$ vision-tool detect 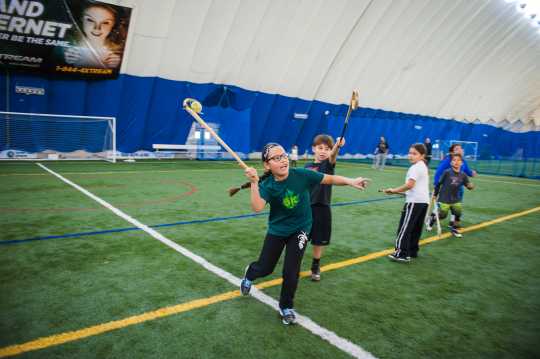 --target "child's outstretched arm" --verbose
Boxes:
[329,137,346,164]
[382,179,415,194]
[321,174,370,190]
[245,167,266,212]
